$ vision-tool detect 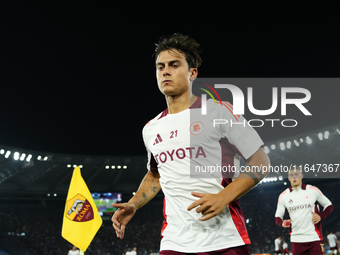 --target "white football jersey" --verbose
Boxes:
[327,233,337,248]
[275,184,332,243]
[274,238,281,251]
[68,250,80,255]
[142,99,264,252]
